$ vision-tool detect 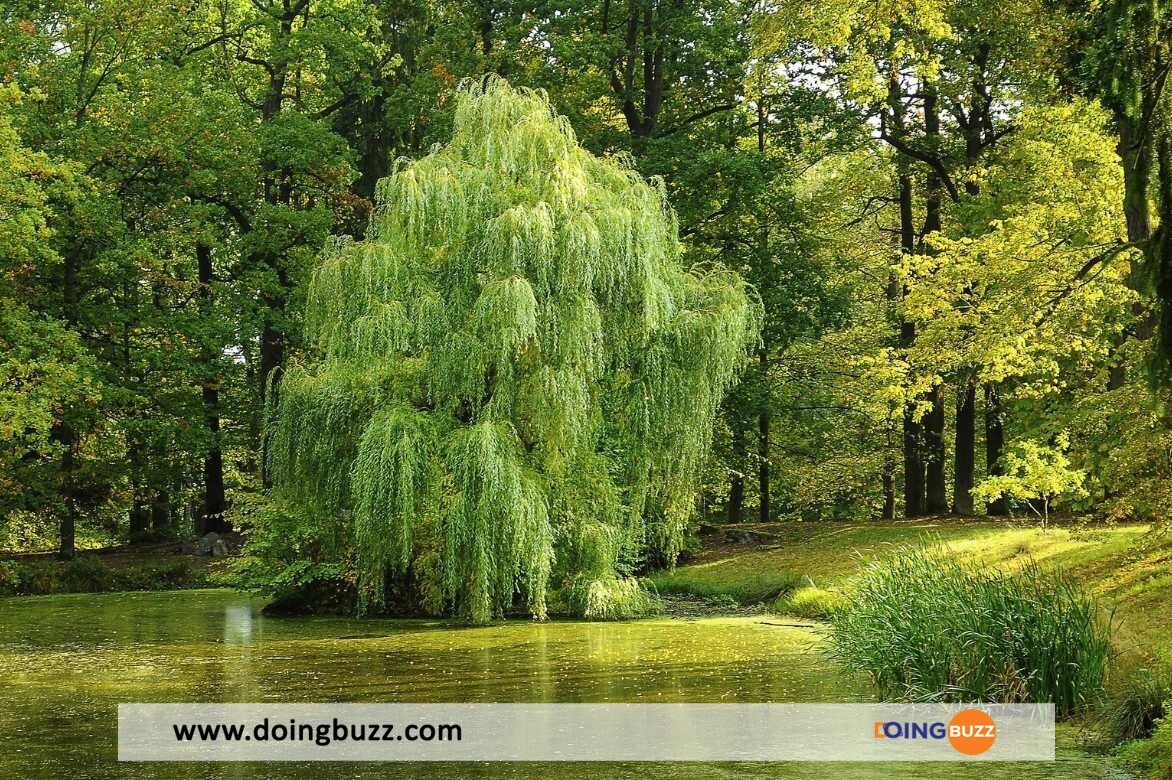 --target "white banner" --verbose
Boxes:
[118,702,1054,762]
